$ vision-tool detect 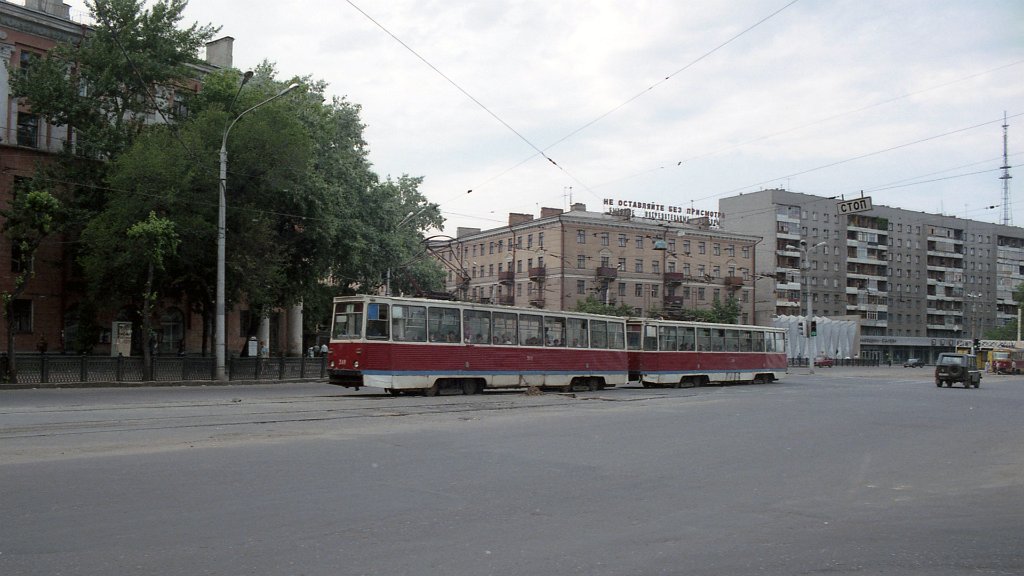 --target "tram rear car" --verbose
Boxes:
[627,319,787,387]
[327,295,628,395]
